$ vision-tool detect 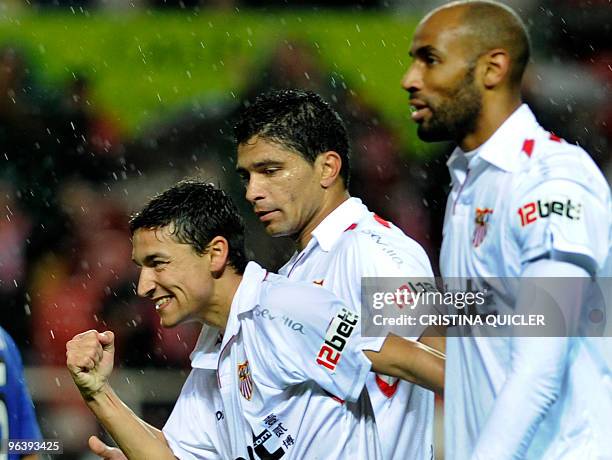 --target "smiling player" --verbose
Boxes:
[66,180,444,460]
